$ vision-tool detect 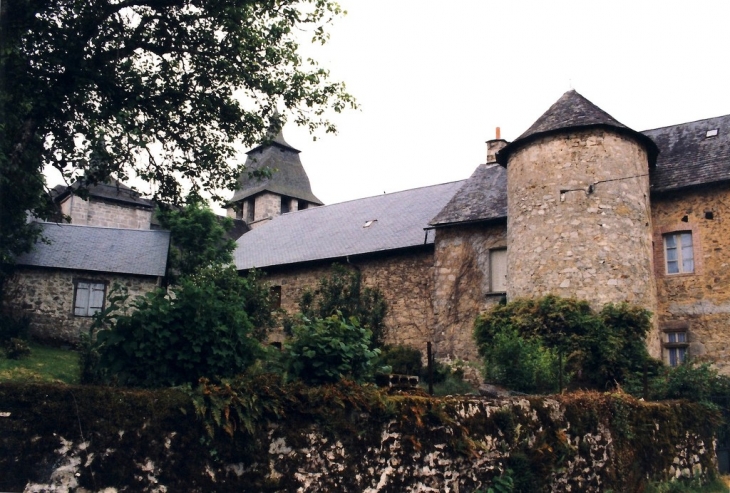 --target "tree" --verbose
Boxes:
[0,0,355,270]
[156,199,236,282]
